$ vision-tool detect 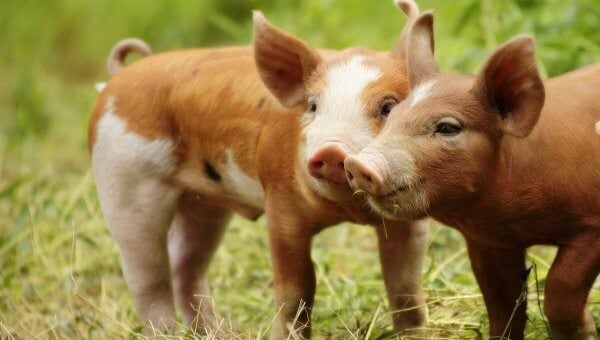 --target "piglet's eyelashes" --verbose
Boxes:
[434,117,462,136]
